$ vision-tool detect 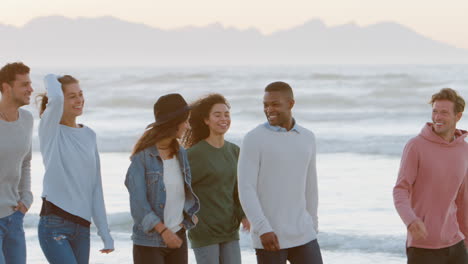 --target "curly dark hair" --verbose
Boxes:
[181,93,230,148]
